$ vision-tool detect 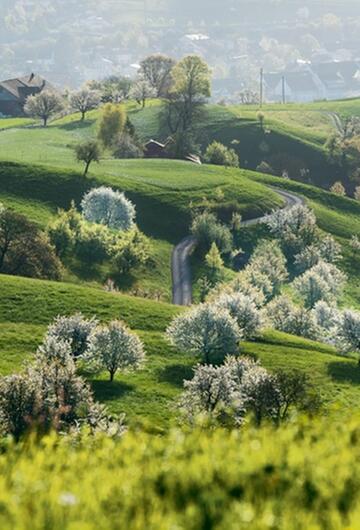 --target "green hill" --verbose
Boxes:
[0,158,283,299]
[1,100,360,429]
[0,273,359,429]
